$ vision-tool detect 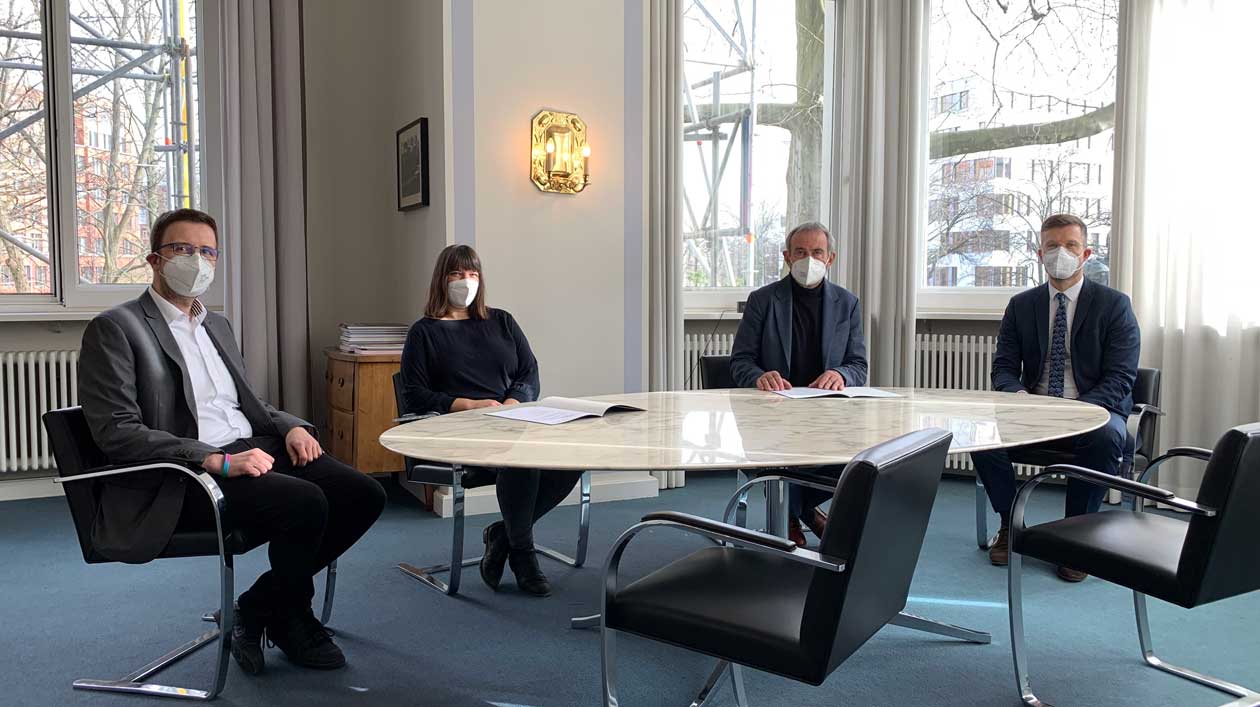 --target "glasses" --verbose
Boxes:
[157,242,219,261]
